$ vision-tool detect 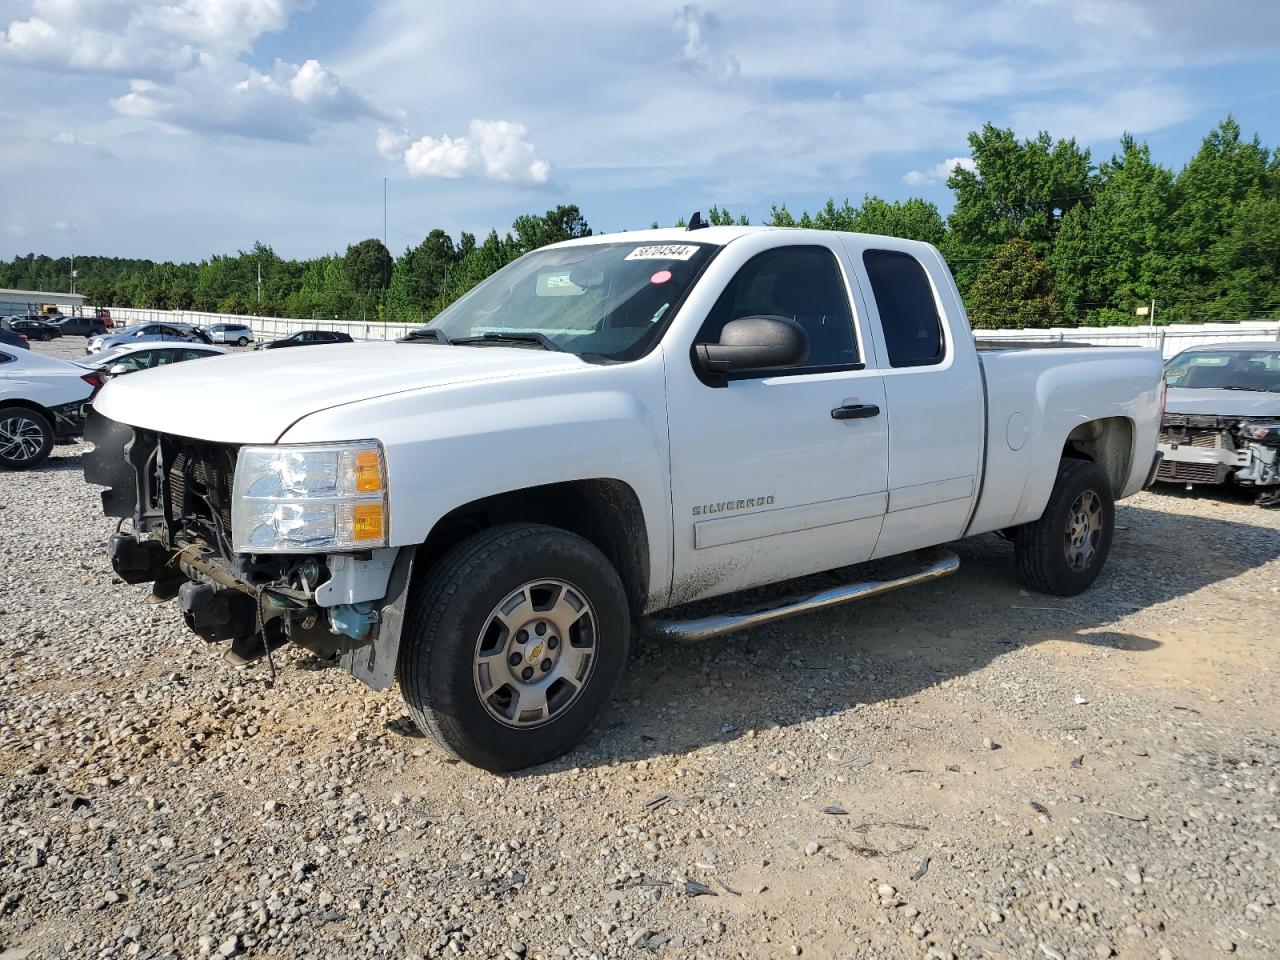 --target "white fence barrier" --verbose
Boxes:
[975,322,1280,358]
[99,305,1280,359]
[103,306,418,343]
